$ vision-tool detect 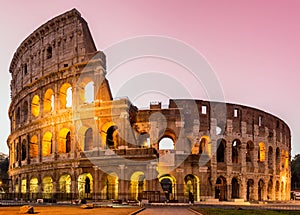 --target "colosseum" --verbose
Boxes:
[7,9,291,203]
